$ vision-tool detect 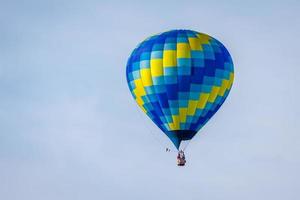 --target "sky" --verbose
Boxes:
[0,0,300,199]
